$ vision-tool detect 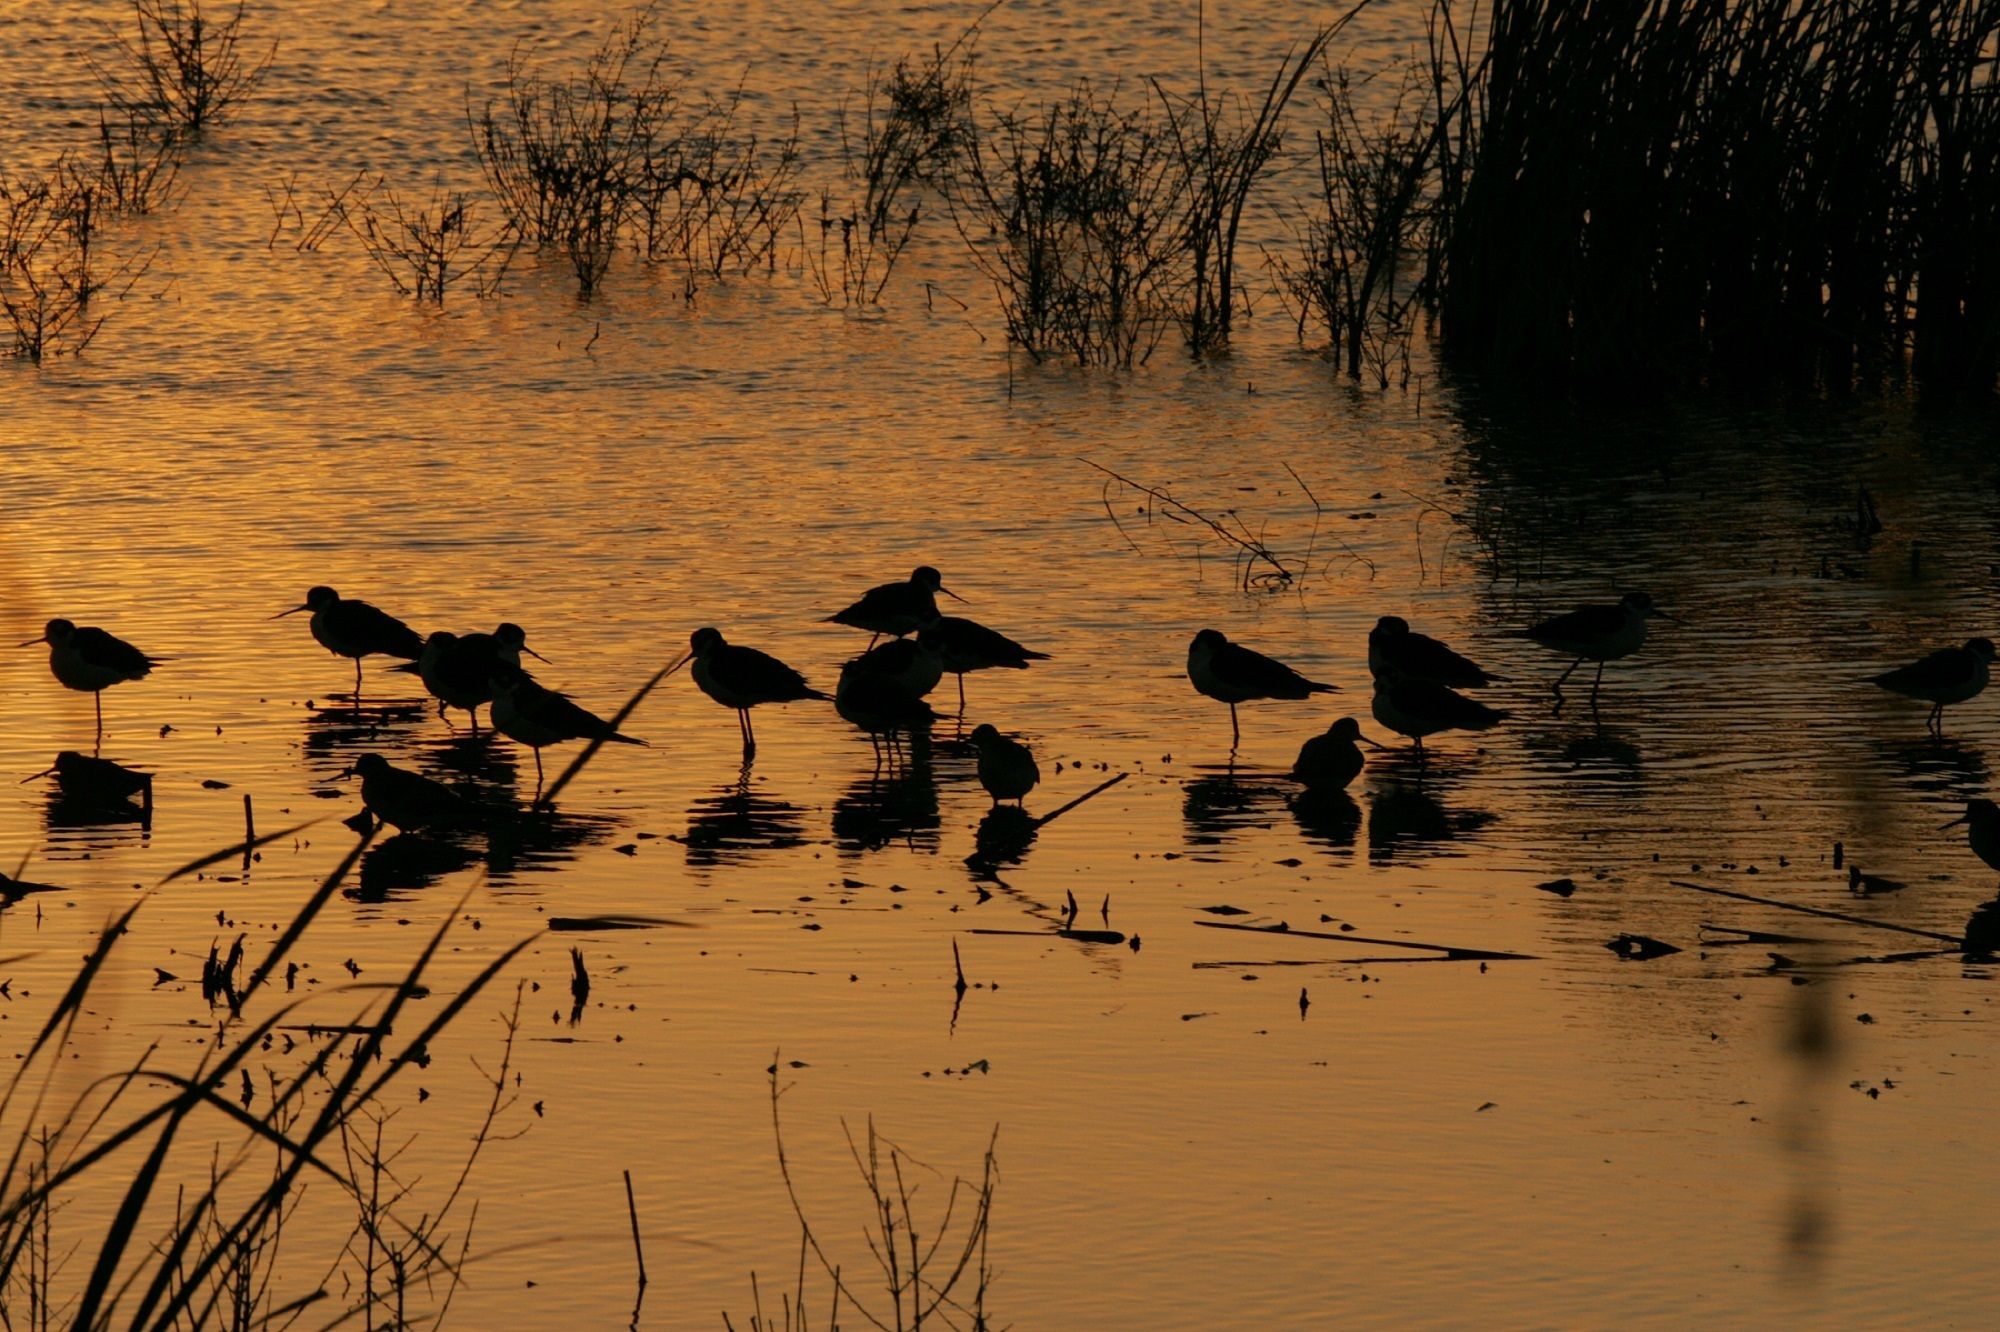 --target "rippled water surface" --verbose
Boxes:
[2,2,1999,1327]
